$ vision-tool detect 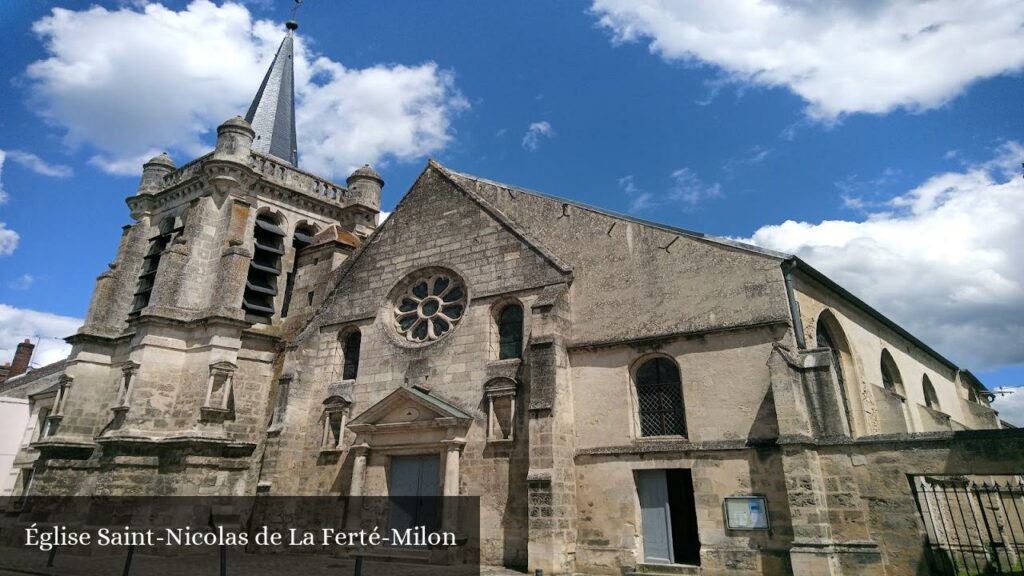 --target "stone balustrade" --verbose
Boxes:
[155,151,377,210]
[248,152,376,209]
[161,153,211,187]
